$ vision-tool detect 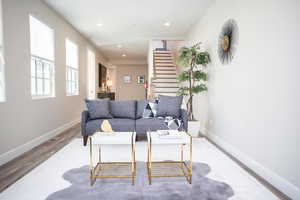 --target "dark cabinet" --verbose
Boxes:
[97,92,115,100]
